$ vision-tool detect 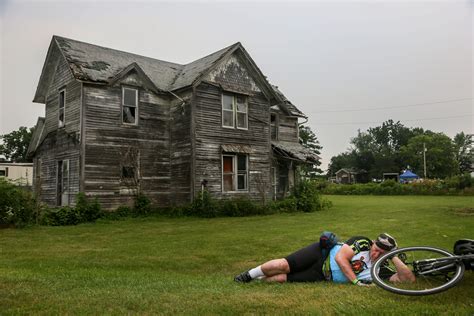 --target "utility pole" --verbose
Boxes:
[423,142,427,178]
